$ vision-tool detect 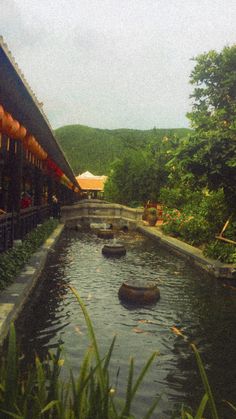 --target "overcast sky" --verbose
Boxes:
[1,0,236,130]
